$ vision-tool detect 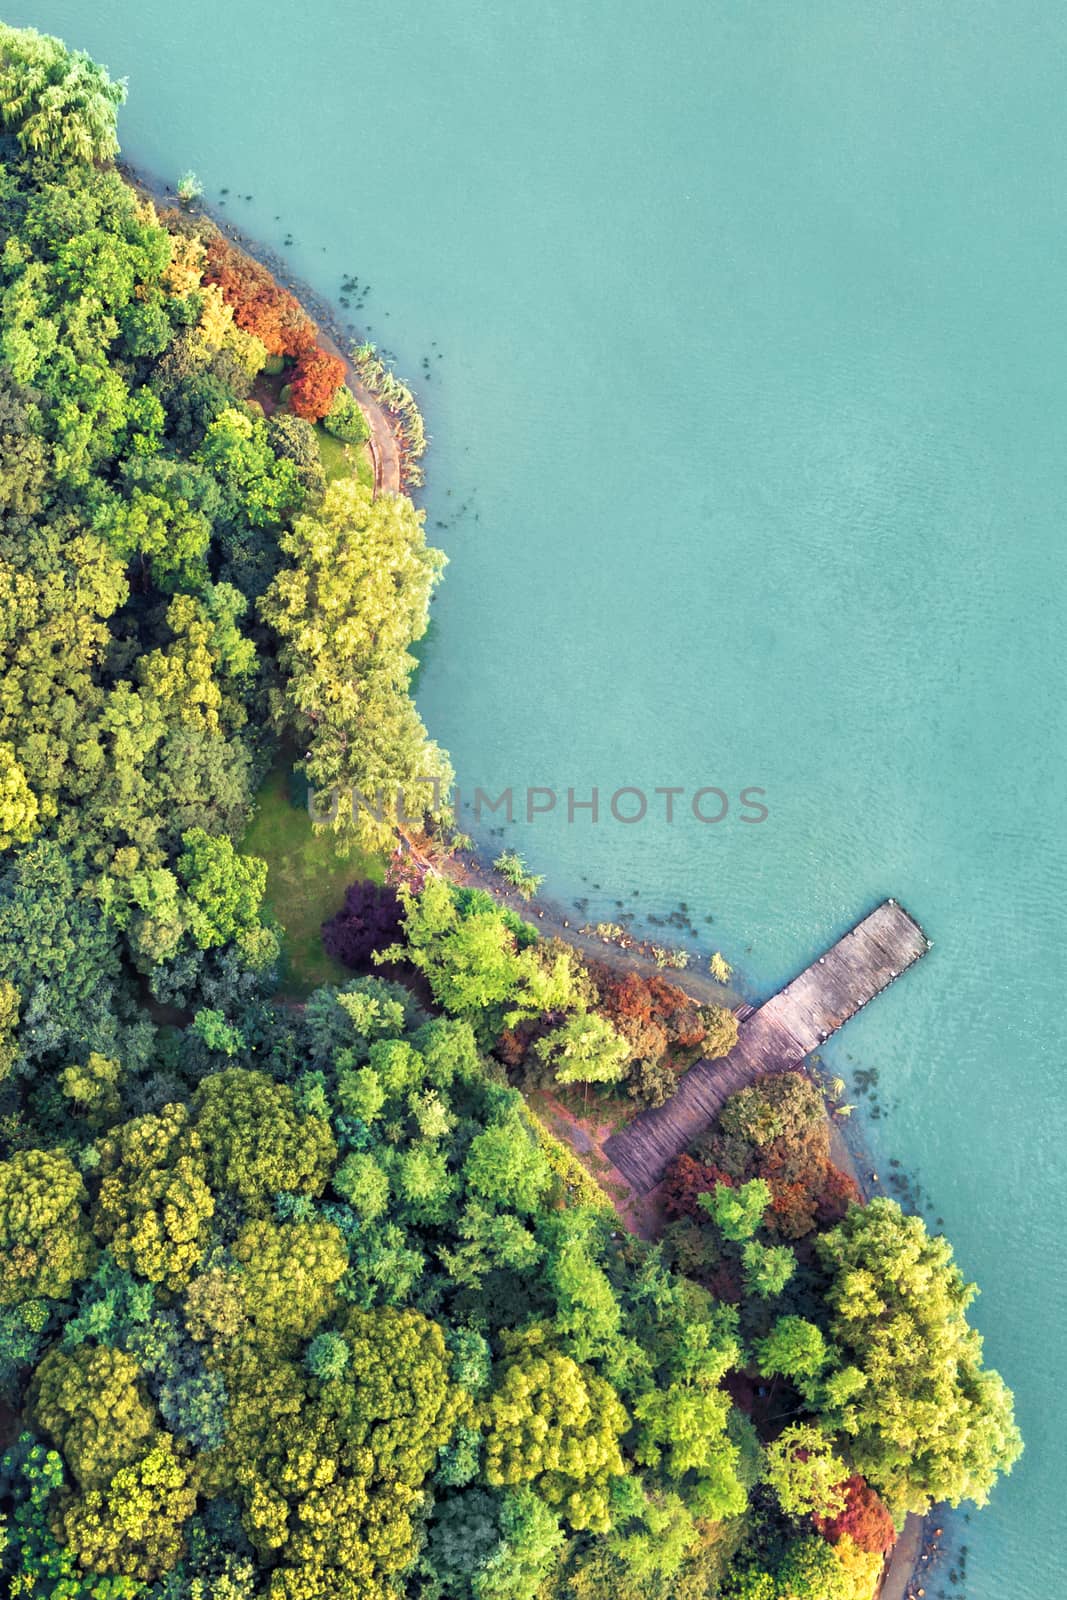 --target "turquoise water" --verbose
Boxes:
[9,2,1065,1591]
